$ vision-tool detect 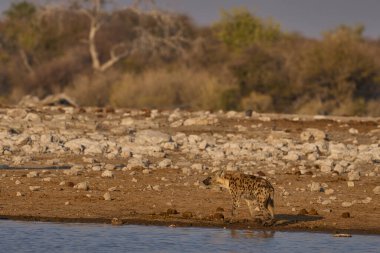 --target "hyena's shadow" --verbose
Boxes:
[273,214,323,226]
